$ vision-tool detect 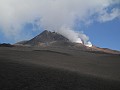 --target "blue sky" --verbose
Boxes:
[84,19,120,50]
[0,0,120,50]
